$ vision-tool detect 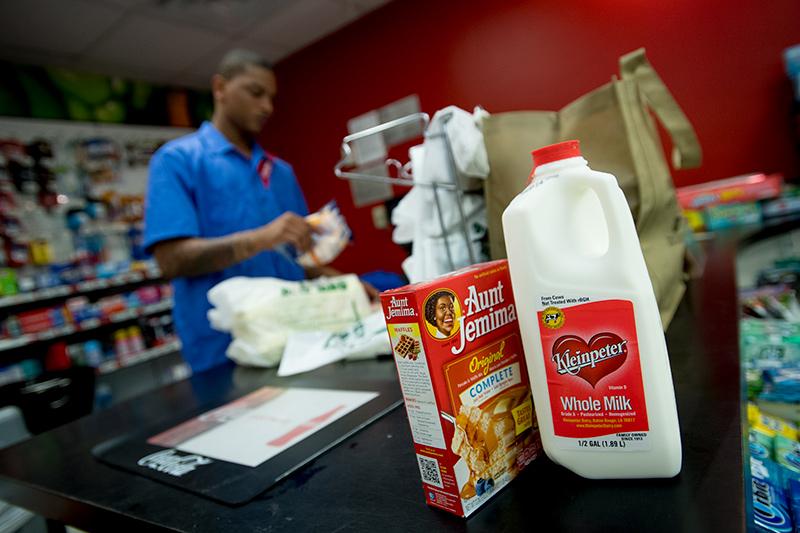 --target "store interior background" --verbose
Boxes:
[267,0,800,273]
[3,0,799,275]
[0,2,798,530]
